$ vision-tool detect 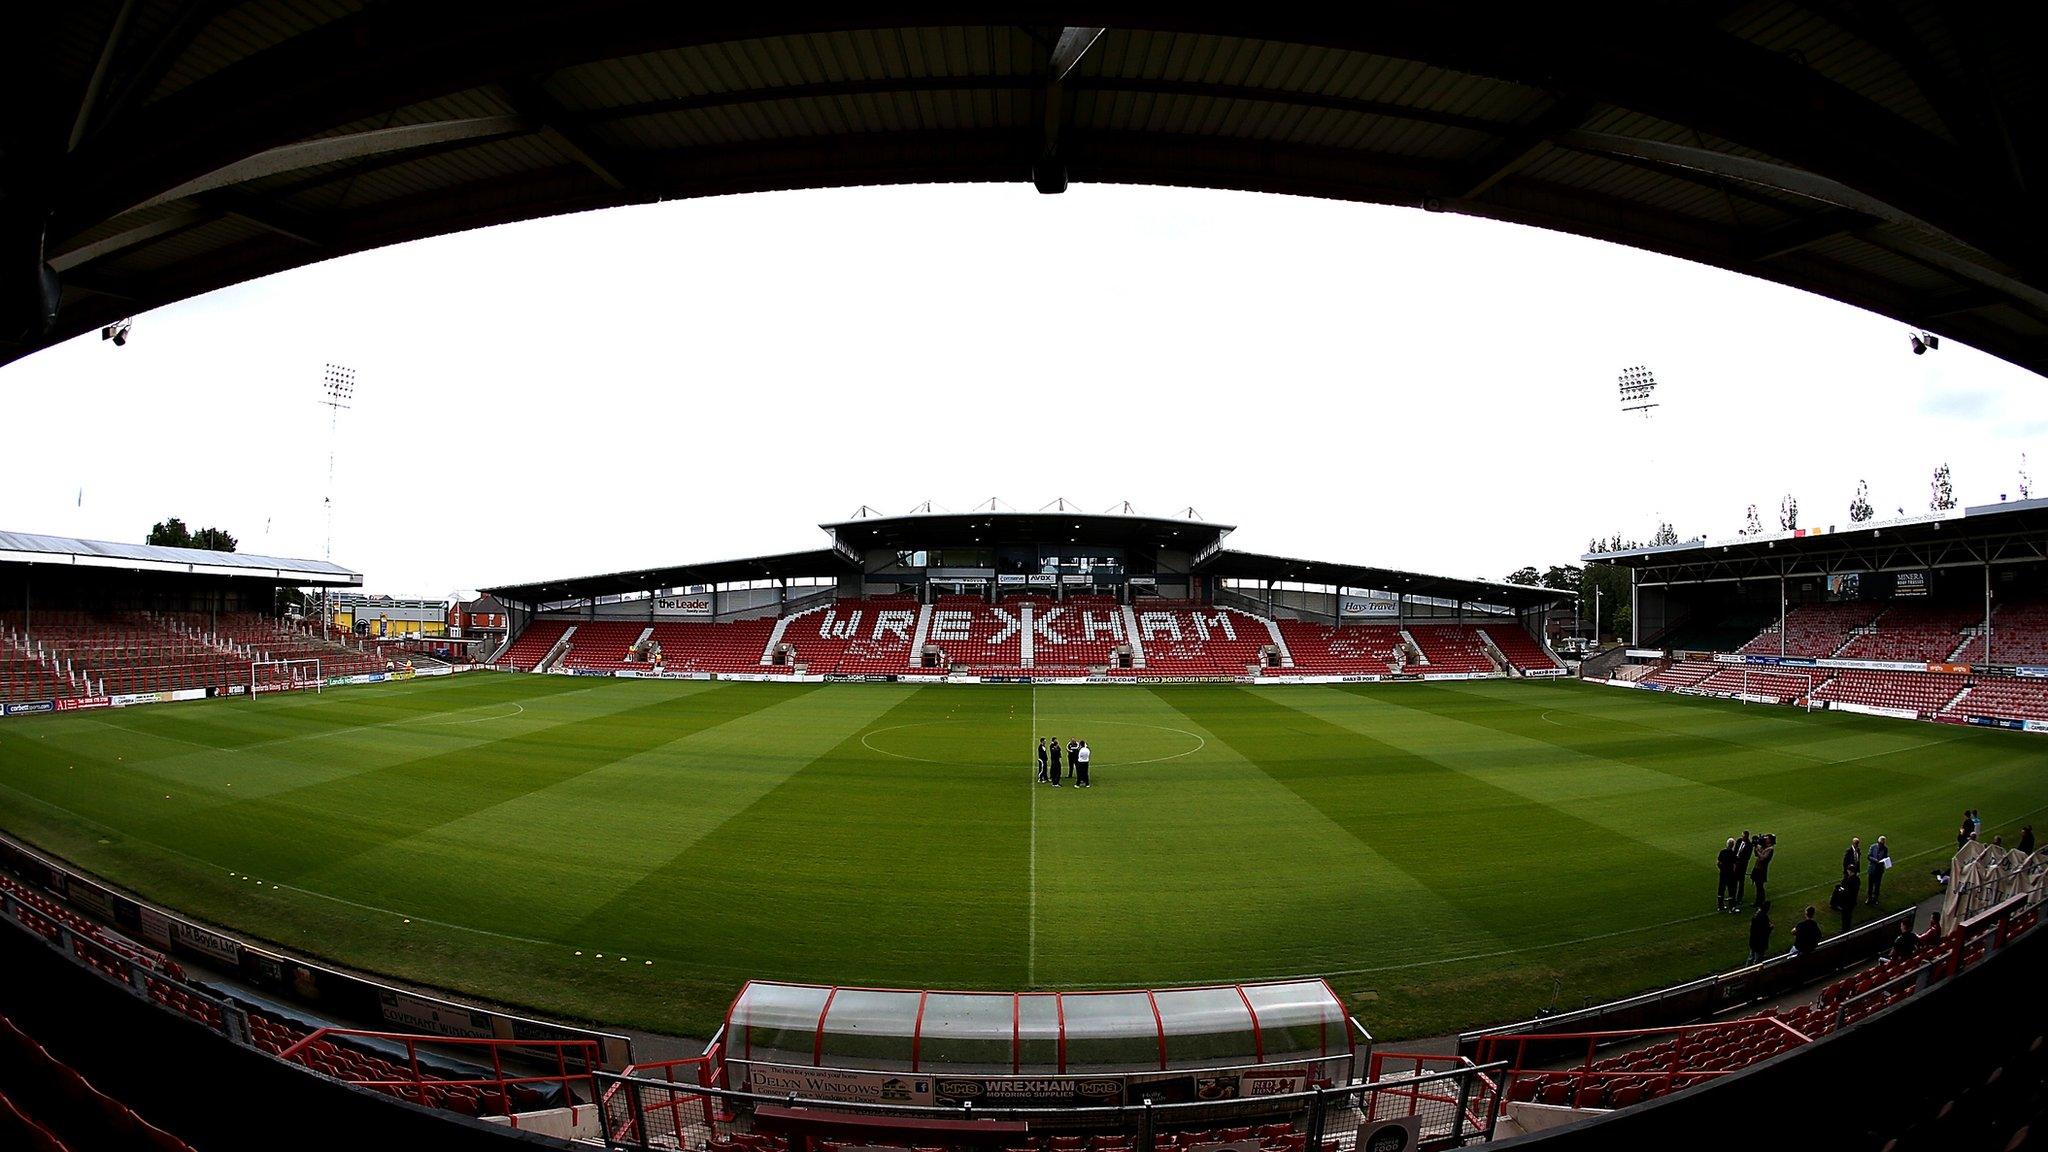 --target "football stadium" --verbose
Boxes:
[5,8,2048,1152]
